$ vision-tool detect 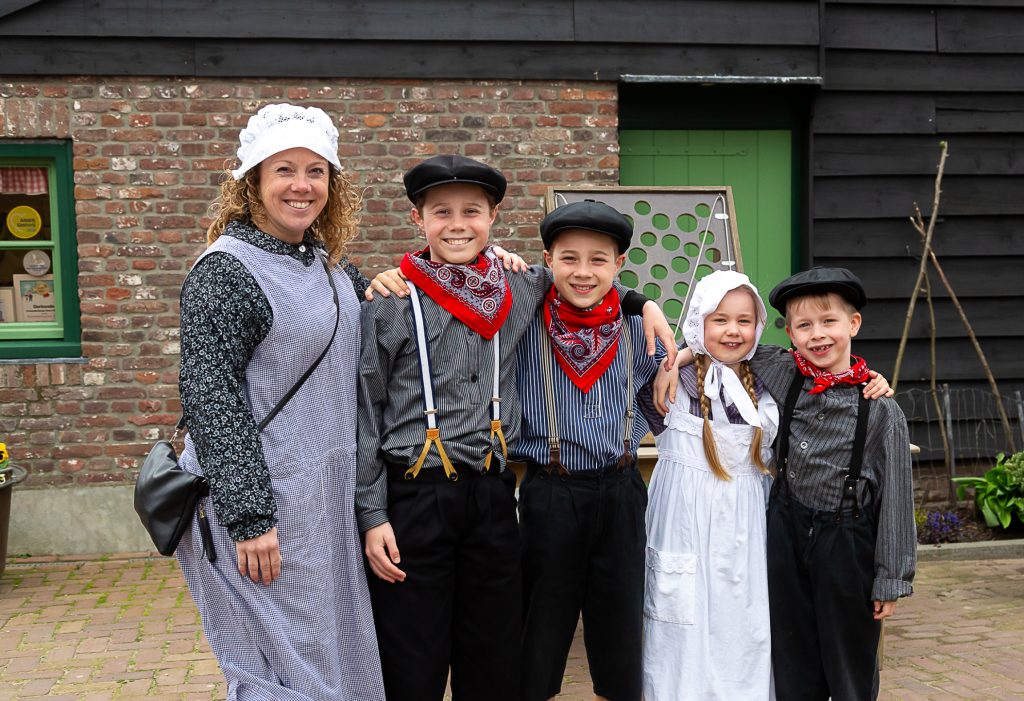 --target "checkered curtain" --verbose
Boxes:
[0,167,48,195]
